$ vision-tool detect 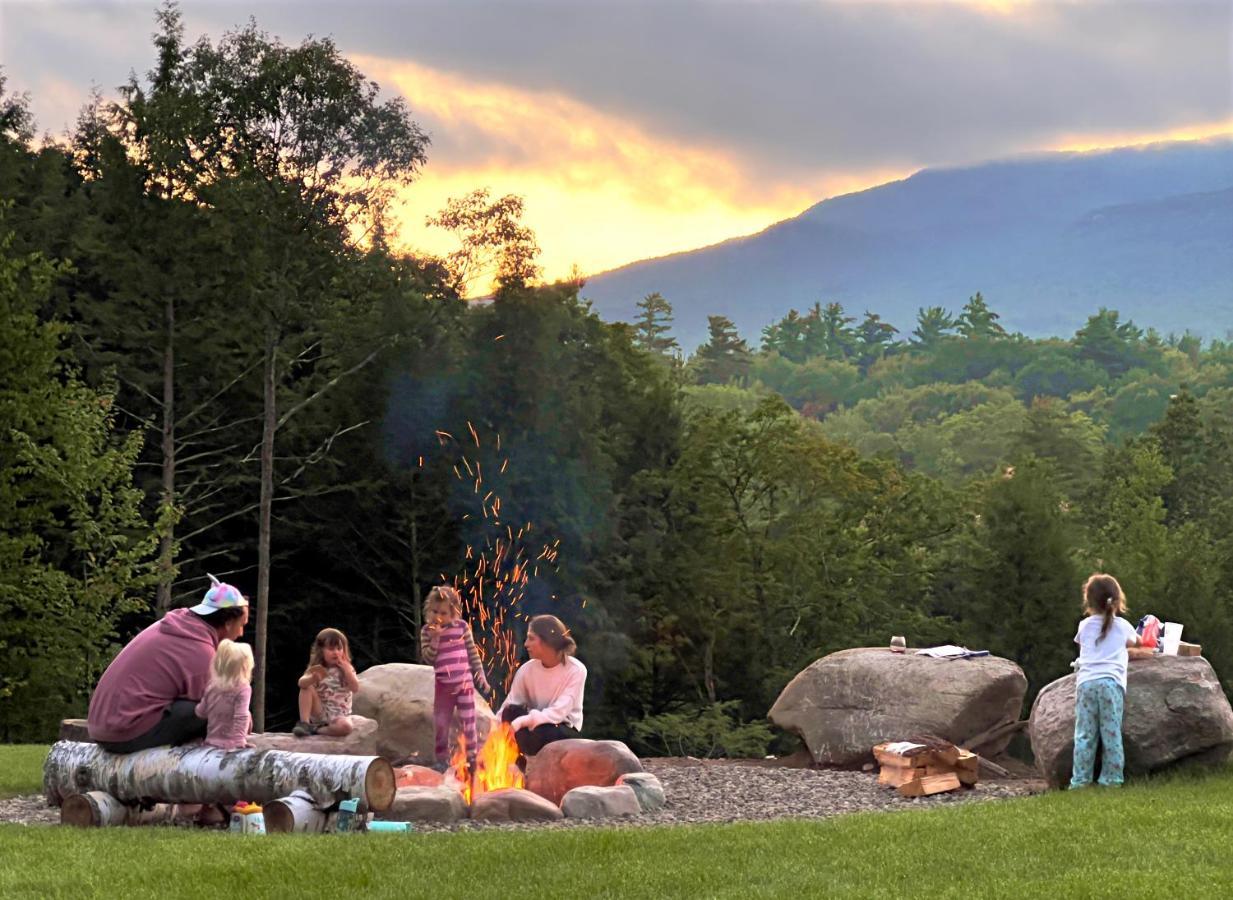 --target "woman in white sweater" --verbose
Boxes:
[497,615,587,758]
